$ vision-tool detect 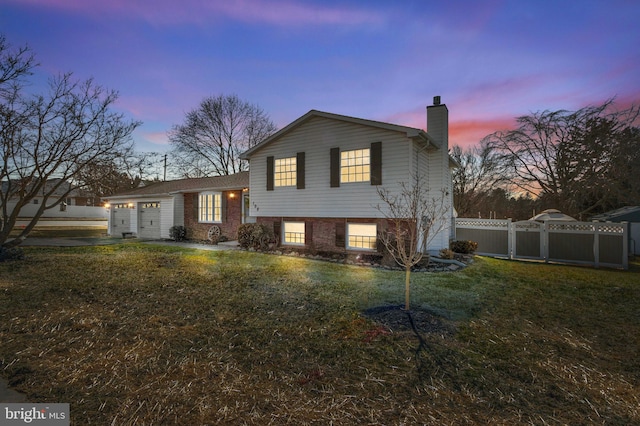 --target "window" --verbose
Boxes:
[199,192,221,223]
[347,223,377,250]
[283,221,305,245]
[341,148,370,183]
[275,157,296,187]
